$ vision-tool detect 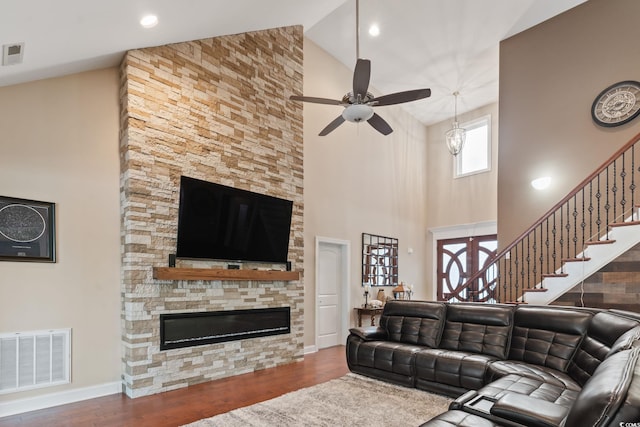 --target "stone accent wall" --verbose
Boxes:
[119,26,304,398]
